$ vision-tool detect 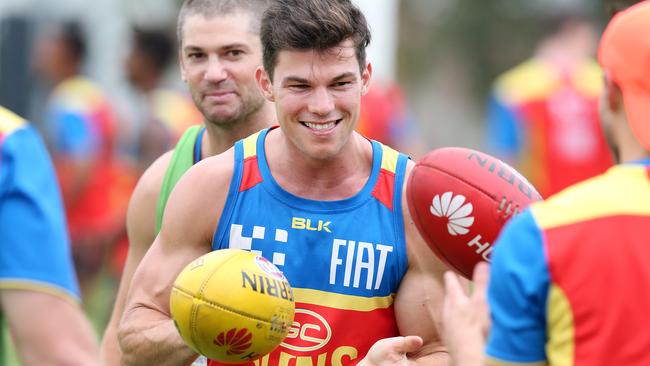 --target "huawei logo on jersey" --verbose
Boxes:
[430,192,474,236]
